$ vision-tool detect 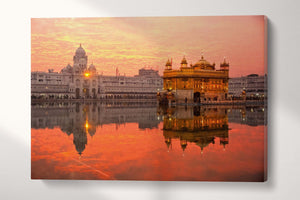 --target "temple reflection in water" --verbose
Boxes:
[31,101,266,156]
[158,105,266,153]
[158,106,229,153]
